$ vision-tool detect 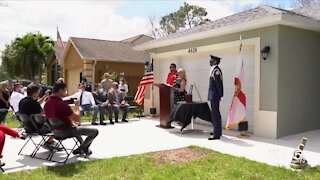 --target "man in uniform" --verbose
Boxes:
[208,55,224,140]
